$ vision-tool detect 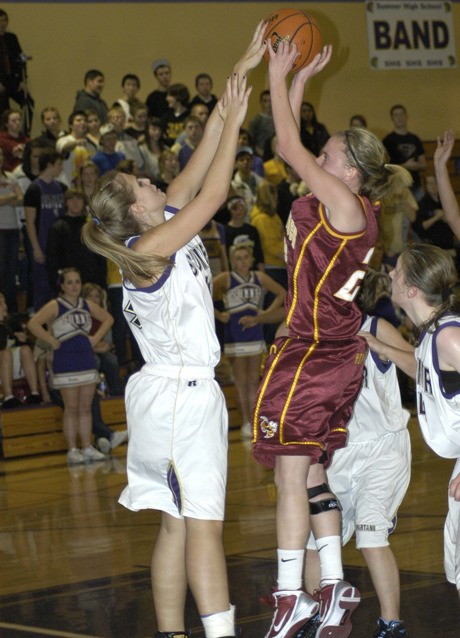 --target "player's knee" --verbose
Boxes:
[307,482,342,515]
[275,465,308,494]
